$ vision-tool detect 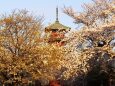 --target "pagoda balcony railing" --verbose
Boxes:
[50,32,65,39]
